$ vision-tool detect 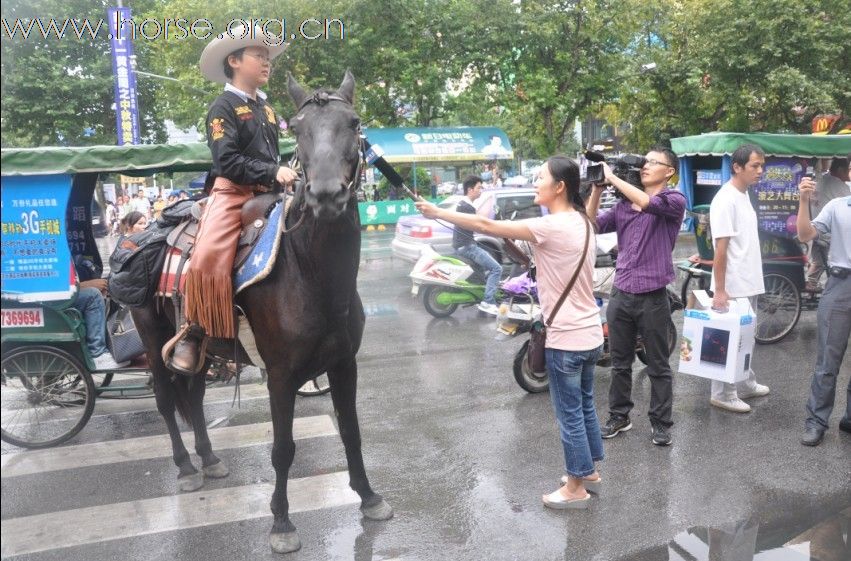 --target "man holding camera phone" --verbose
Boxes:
[796,175,851,446]
[586,147,686,446]
[805,158,850,290]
